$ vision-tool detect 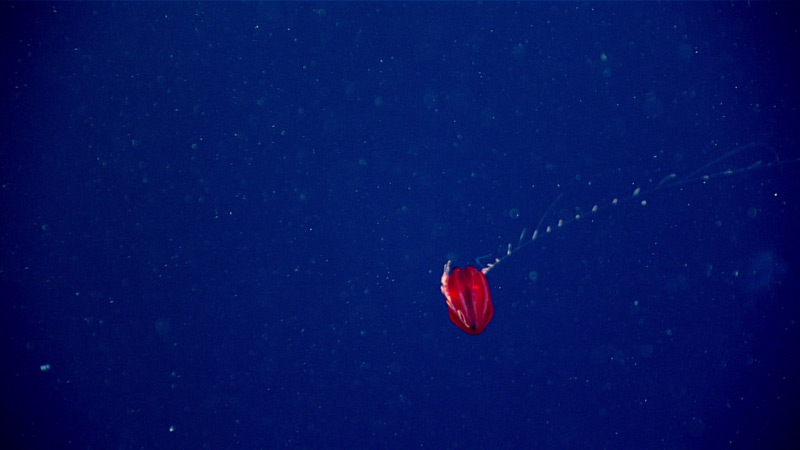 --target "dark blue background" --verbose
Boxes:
[2,3,799,449]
